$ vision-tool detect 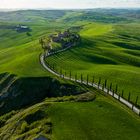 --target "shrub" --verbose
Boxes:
[75,92,96,102]
[20,121,29,133]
